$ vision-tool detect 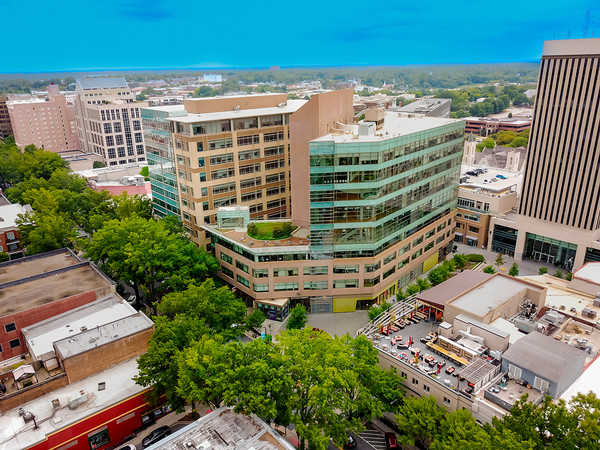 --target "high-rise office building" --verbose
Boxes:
[206,106,463,313]
[490,38,600,268]
[74,77,147,166]
[7,84,80,152]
